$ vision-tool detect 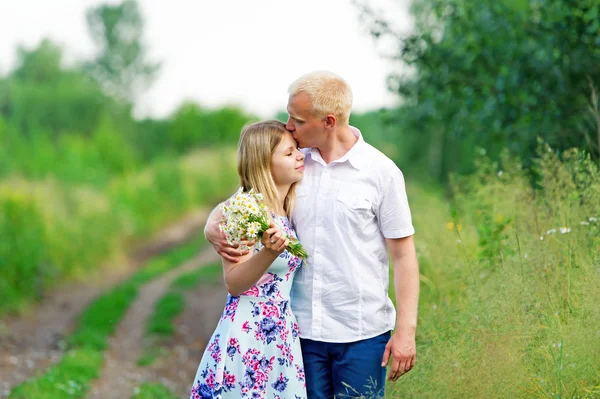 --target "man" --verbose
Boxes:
[205,71,419,398]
